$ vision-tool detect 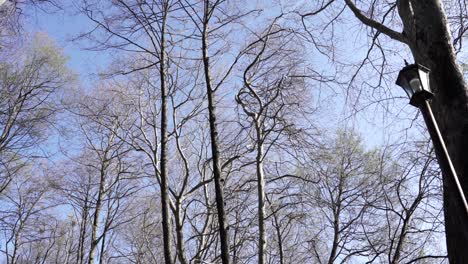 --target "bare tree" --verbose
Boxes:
[235,18,311,264]
[199,2,231,262]
[0,34,69,194]
[299,130,380,263]
[0,1,455,263]
[178,1,259,261]
[76,1,184,262]
[0,167,57,264]
[363,141,447,263]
